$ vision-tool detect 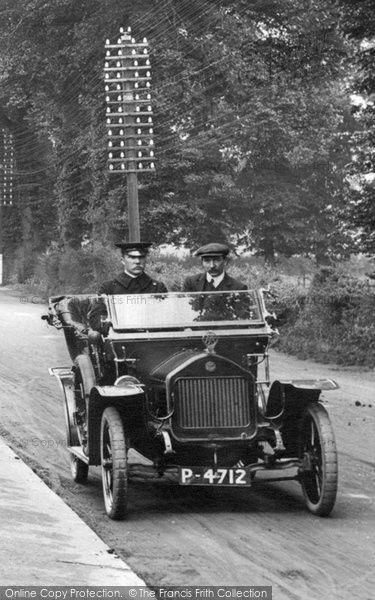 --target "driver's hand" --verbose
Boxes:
[52,315,62,329]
